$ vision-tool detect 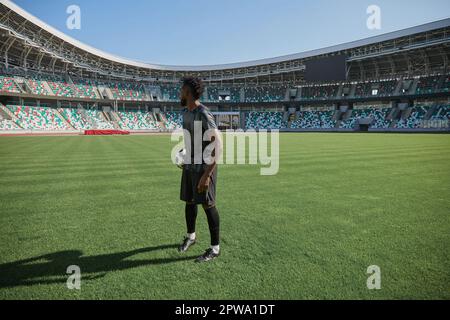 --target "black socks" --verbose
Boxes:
[184,204,220,246]
[204,206,220,246]
[185,203,198,234]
